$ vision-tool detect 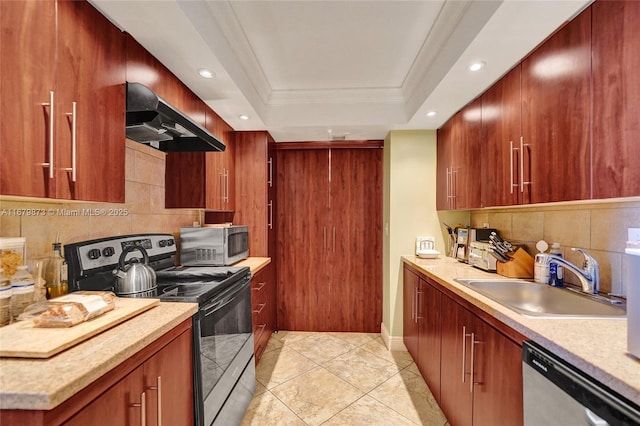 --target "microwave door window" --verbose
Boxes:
[227,232,249,257]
